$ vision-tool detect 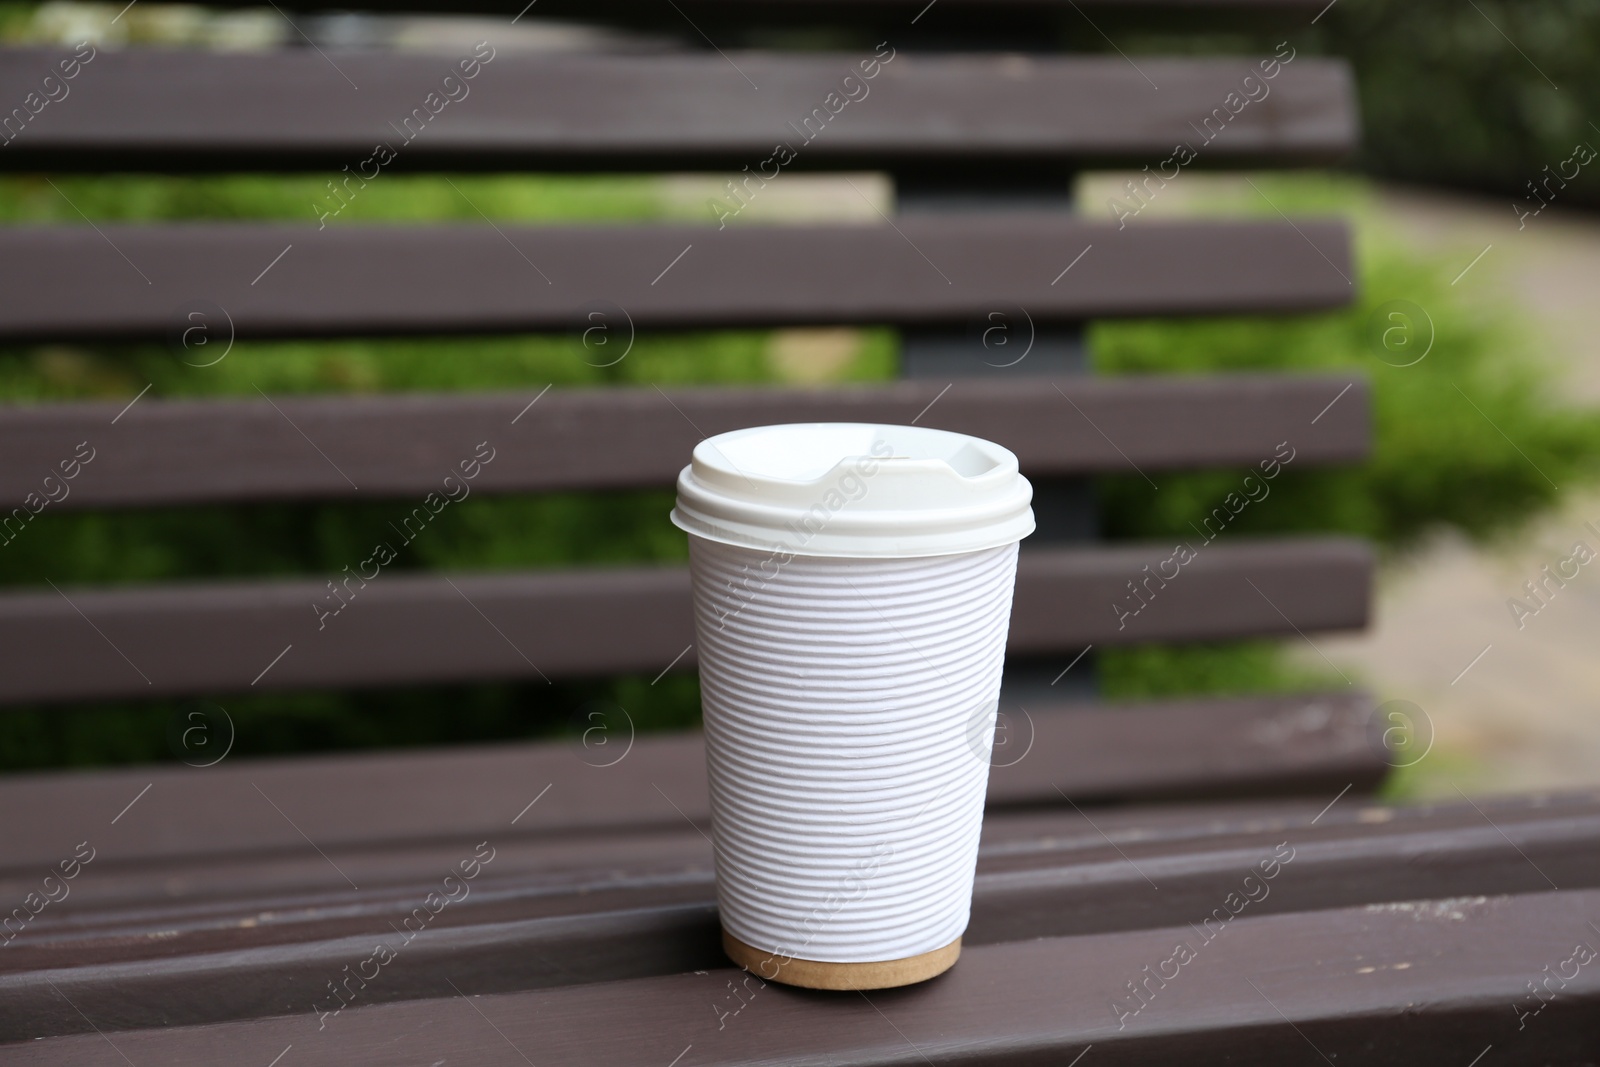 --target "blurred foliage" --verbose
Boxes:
[0,173,667,227]
[0,676,704,770]
[1091,173,1600,724]
[1320,0,1600,209]
[1097,640,1345,701]
[1101,0,1600,208]
[1092,174,1600,549]
[0,168,1597,769]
